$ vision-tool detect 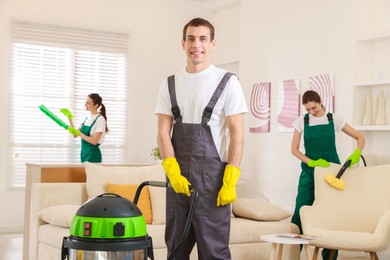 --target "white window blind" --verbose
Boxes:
[9,21,129,188]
